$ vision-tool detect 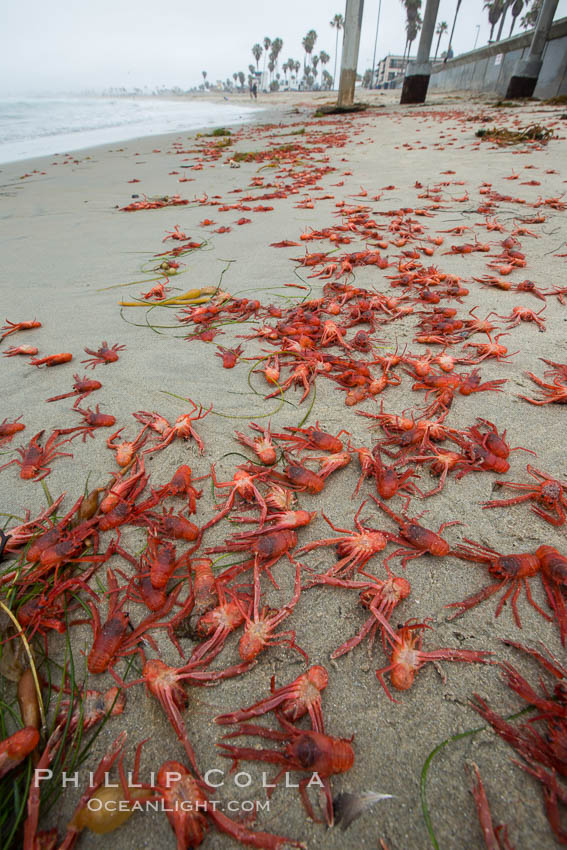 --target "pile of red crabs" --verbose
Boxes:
[2,104,567,850]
